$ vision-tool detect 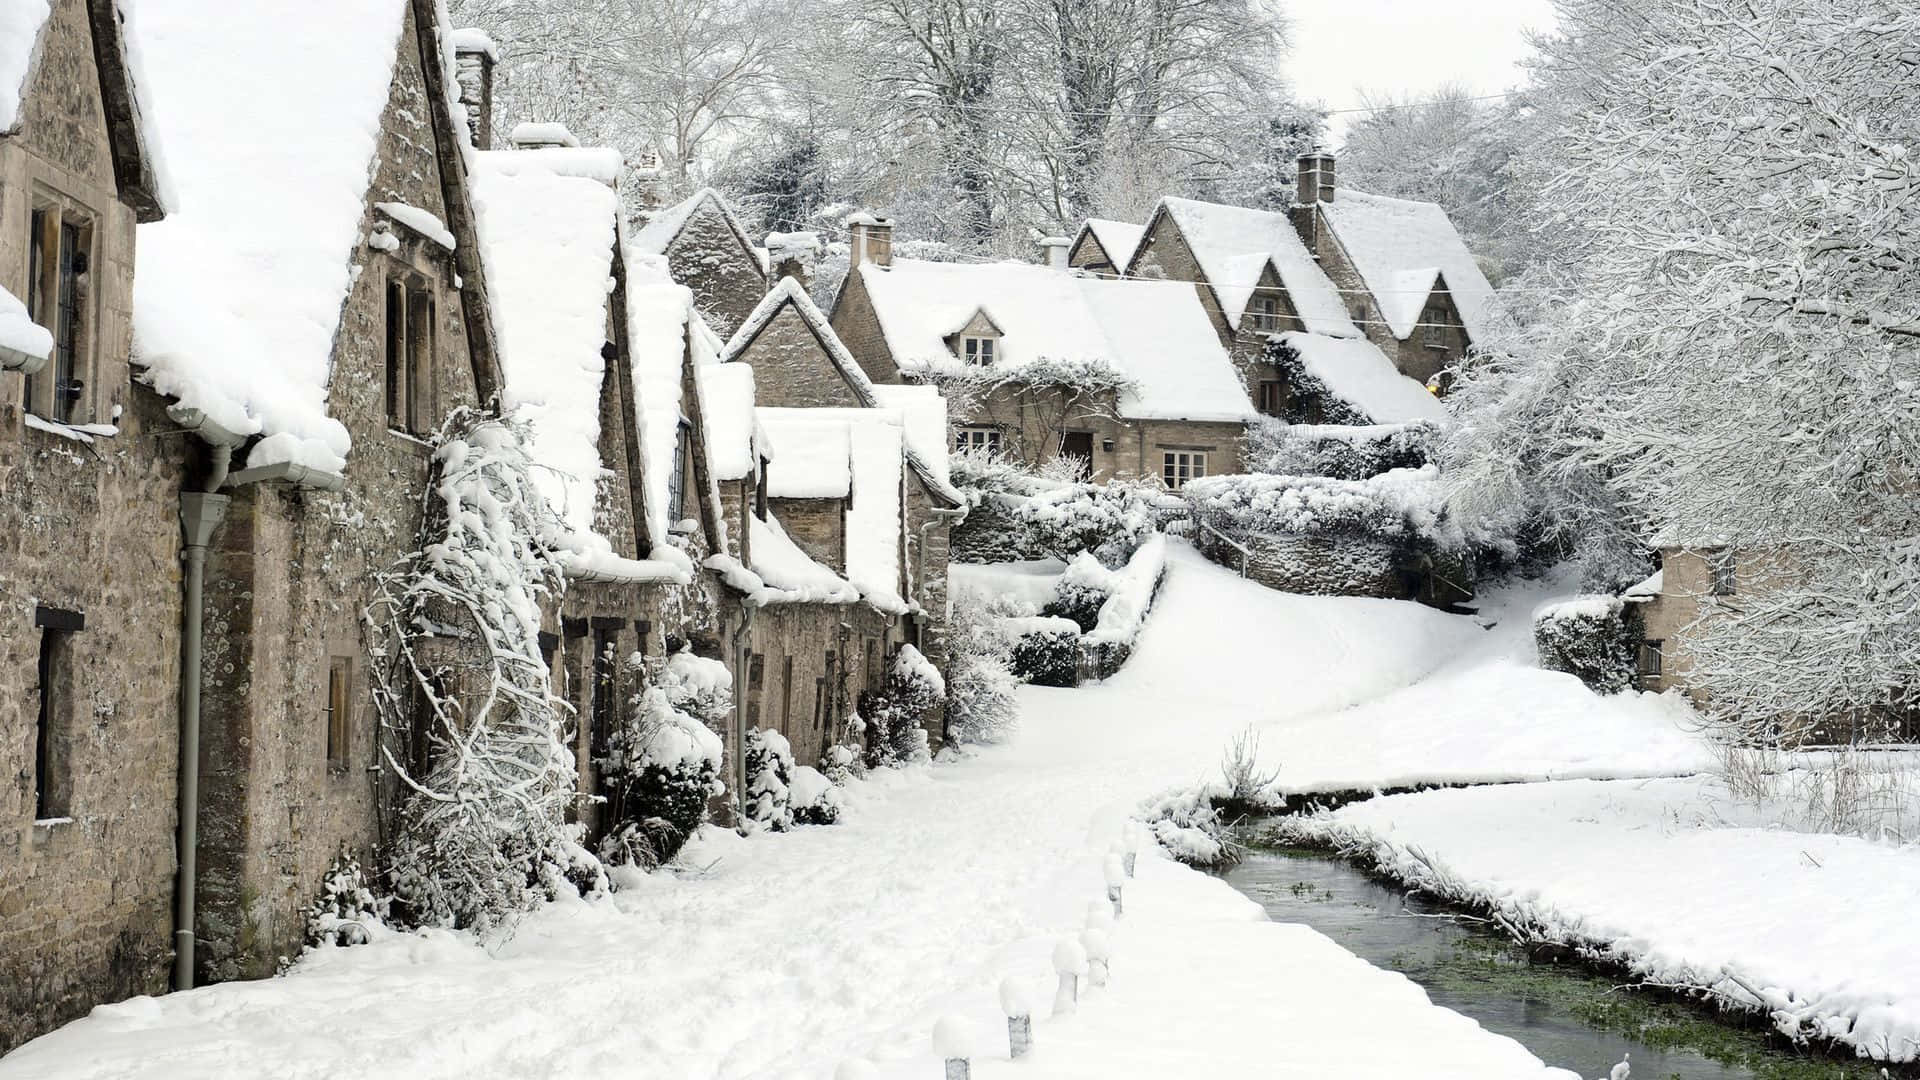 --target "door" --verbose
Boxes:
[1059,431,1094,474]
